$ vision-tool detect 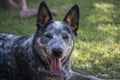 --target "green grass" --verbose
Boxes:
[0,0,120,79]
